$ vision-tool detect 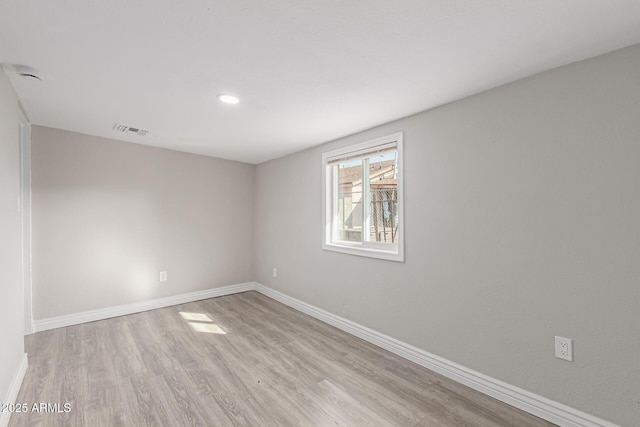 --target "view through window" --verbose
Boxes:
[336,152,398,244]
